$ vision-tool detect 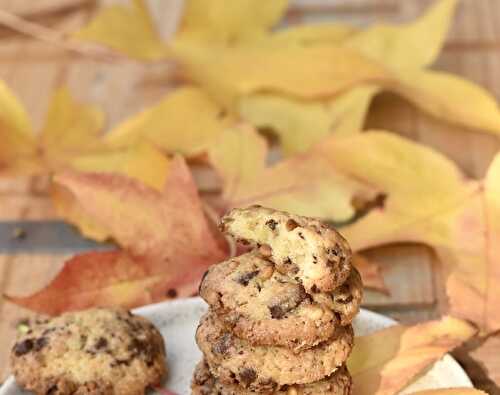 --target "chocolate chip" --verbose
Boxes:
[265,219,278,230]
[311,284,319,293]
[337,295,353,304]
[312,255,318,264]
[13,339,33,356]
[283,257,292,265]
[212,333,232,355]
[34,337,48,351]
[239,368,257,386]
[166,288,177,298]
[95,337,108,350]
[298,232,305,240]
[286,219,299,231]
[269,304,287,319]
[236,270,260,286]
